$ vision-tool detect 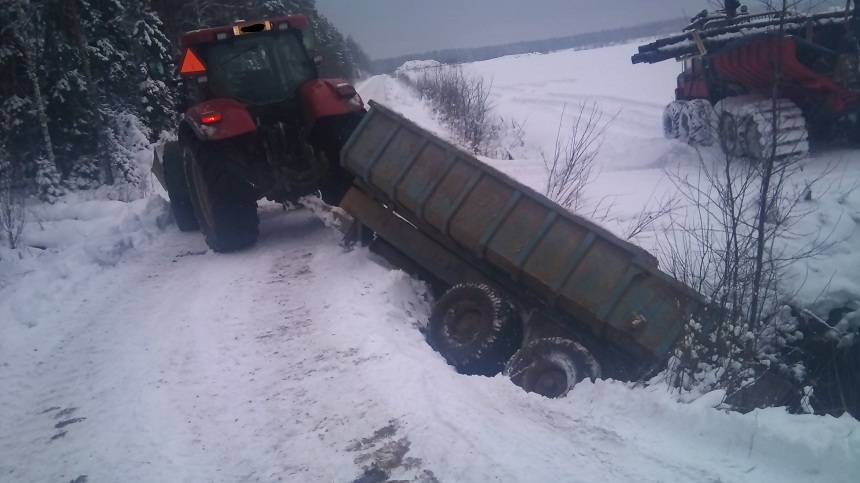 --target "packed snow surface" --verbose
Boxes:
[1,40,859,482]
